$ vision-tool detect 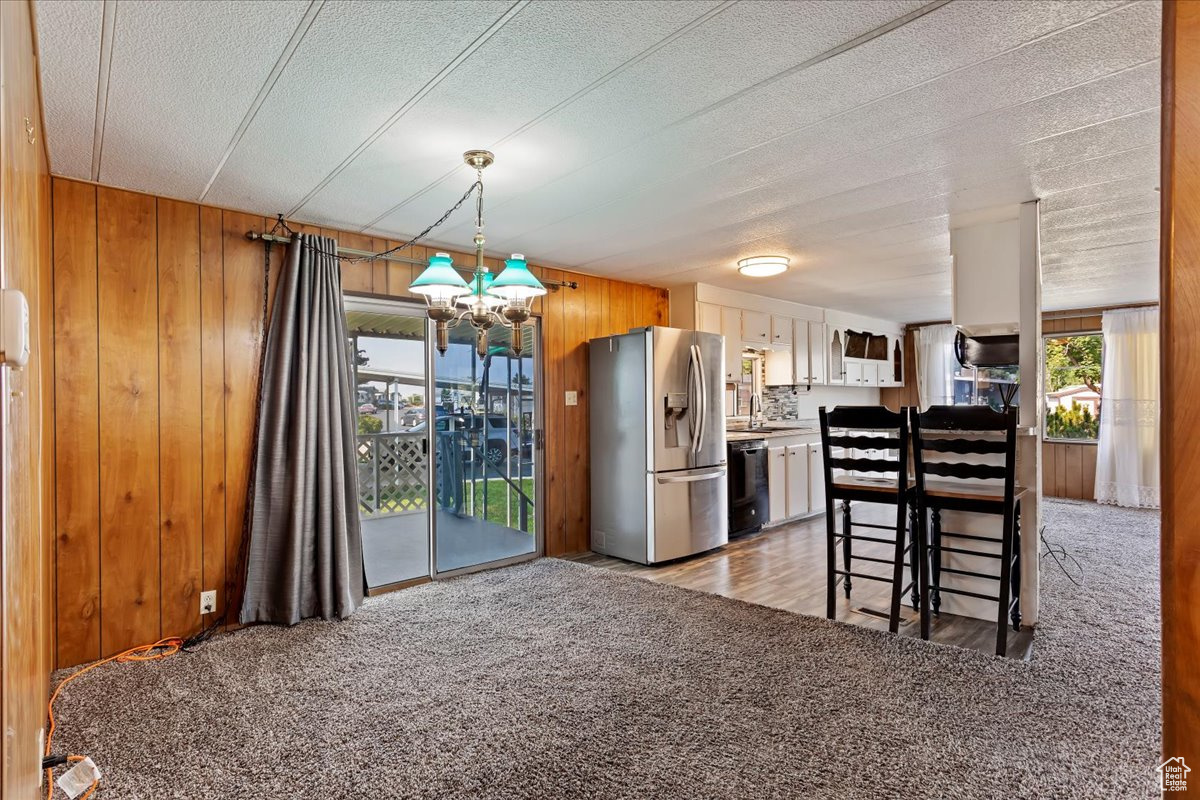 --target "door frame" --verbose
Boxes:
[426,310,545,579]
[344,293,544,589]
